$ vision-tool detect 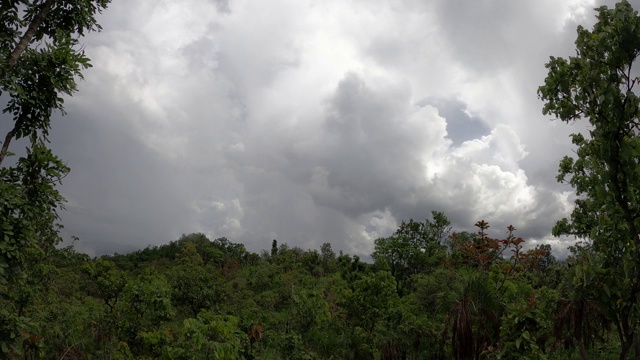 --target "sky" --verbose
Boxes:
[37,0,636,258]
